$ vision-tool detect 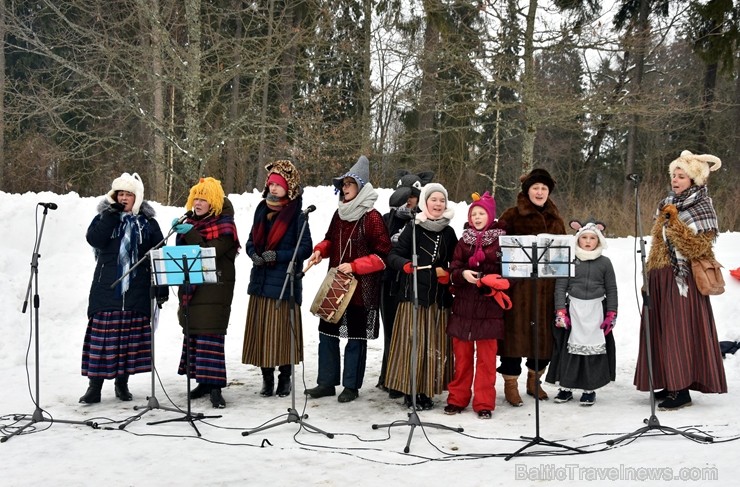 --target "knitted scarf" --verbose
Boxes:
[251,197,299,254]
[338,183,378,222]
[177,213,240,306]
[462,226,505,268]
[659,185,718,296]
